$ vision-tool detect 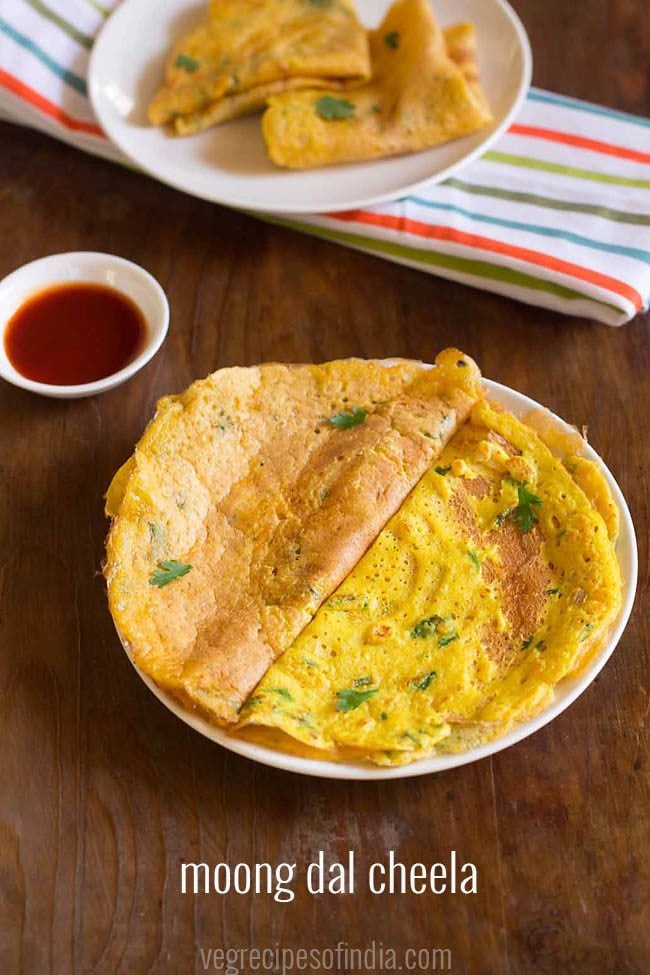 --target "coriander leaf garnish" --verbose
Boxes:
[238,695,261,713]
[438,629,459,647]
[511,482,542,532]
[149,559,192,587]
[270,687,293,701]
[468,548,481,571]
[411,615,458,647]
[326,407,367,429]
[410,670,437,691]
[497,481,542,533]
[546,588,561,596]
[175,53,199,72]
[335,687,377,712]
[327,593,357,607]
[316,95,356,120]
[521,635,534,649]
[411,615,444,639]
[384,31,400,49]
[435,465,451,476]
[305,0,333,5]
